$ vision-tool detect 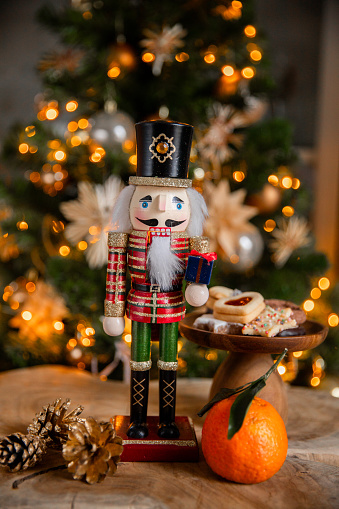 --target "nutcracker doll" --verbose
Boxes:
[103,120,215,440]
